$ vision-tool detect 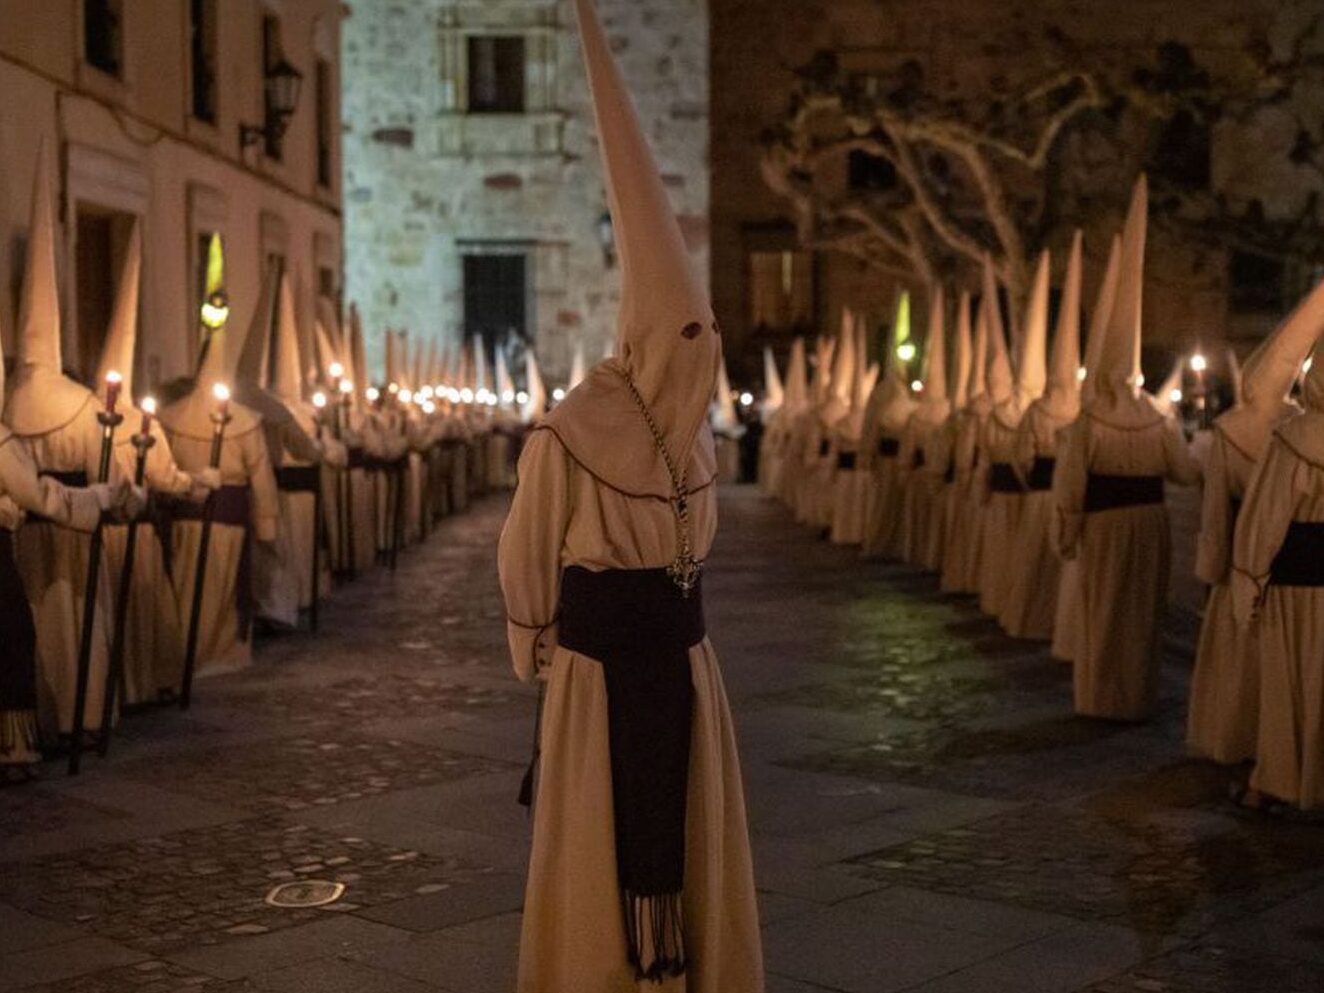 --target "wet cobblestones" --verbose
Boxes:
[16,959,253,993]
